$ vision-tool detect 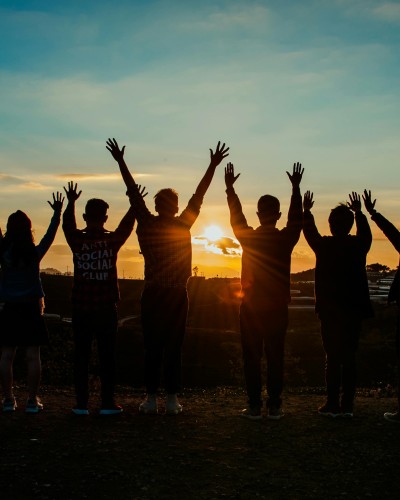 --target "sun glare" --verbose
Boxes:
[204,225,223,242]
